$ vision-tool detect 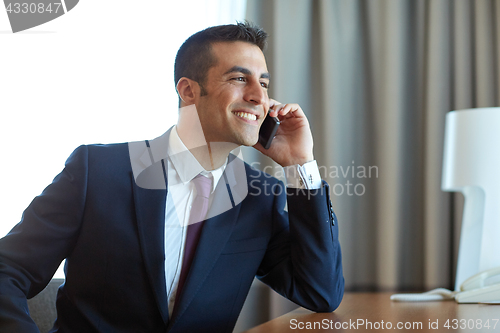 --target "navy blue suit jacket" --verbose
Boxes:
[0,139,344,332]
